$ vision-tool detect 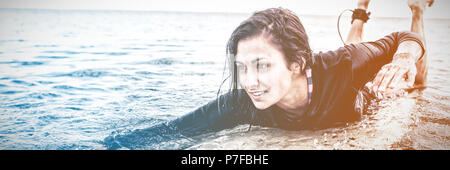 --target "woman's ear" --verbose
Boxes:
[291,57,306,74]
[290,62,302,74]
